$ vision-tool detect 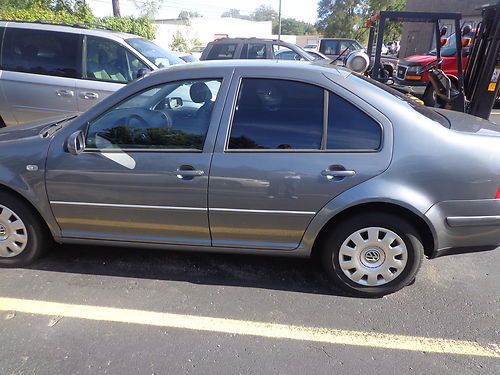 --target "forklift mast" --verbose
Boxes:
[464,2,500,119]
